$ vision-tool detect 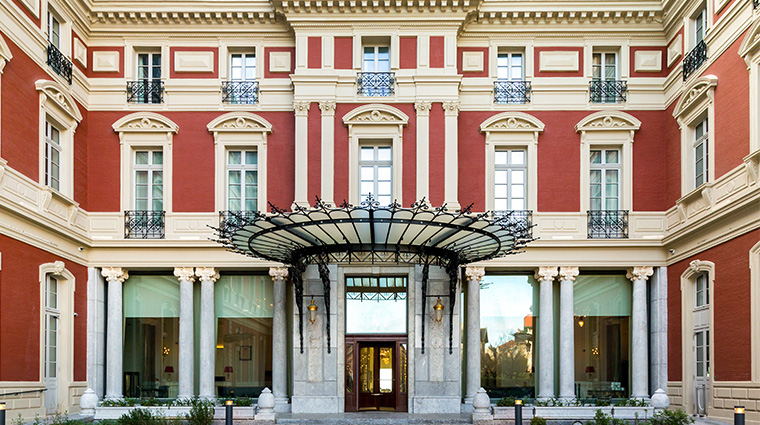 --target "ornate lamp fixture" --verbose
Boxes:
[307,299,318,323]
[433,298,445,323]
